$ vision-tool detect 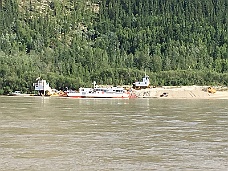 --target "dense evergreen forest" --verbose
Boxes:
[0,0,227,94]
